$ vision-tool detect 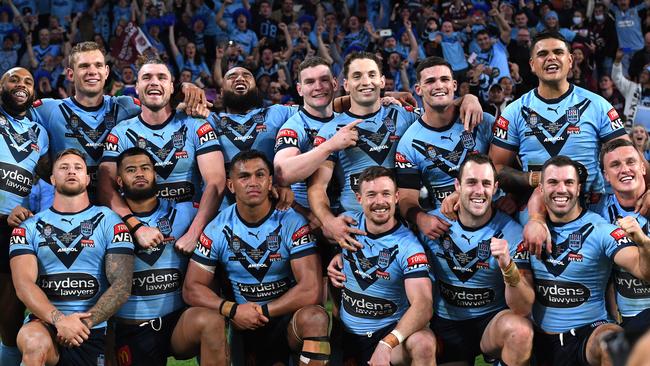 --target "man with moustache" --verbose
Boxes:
[9,149,134,366]
[112,147,227,366]
[184,150,330,366]
[594,139,650,345]
[326,166,435,365]
[0,67,49,366]
[419,154,534,366]
[98,58,225,254]
[396,57,495,242]
[516,155,650,366]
